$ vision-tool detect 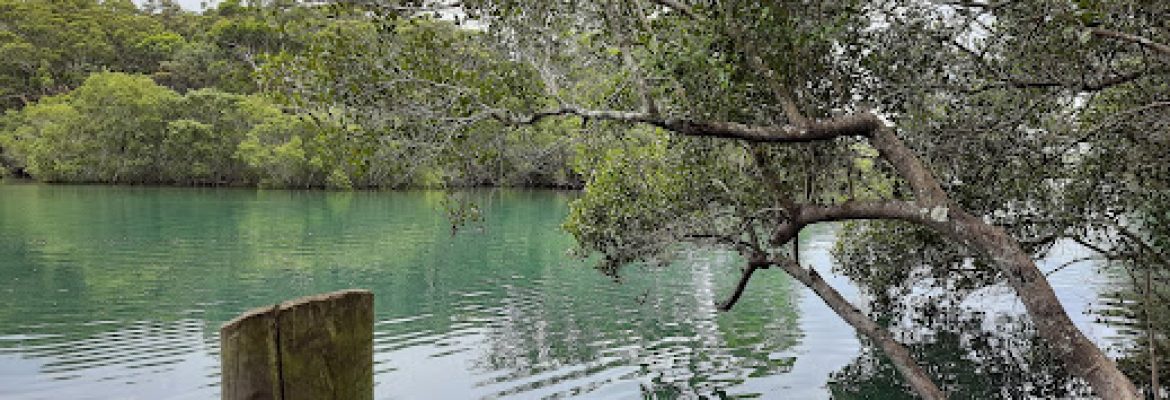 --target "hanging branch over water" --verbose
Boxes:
[491,106,883,143]
[493,95,1141,400]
